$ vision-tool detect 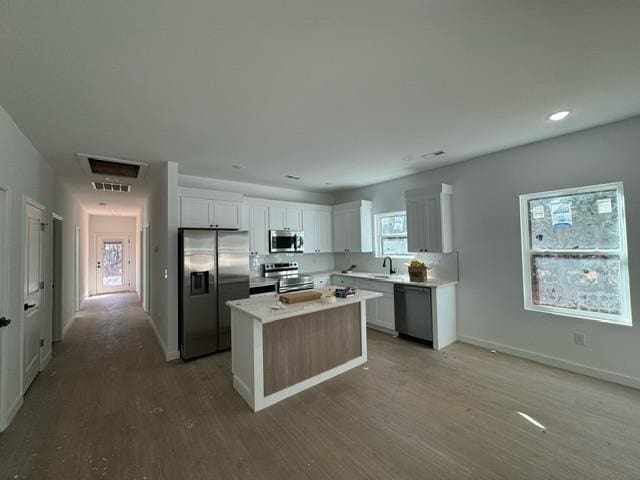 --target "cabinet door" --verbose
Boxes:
[406,198,424,253]
[316,211,333,253]
[365,297,378,325]
[424,196,442,252]
[180,197,213,227]
[212,200,242,229]
[268,206,286,230]
[302,210,317,253]
[346,209,361,253]
[332,210,350,252]
[249,205,269,255]
[376,293,396,330]
[285,208,302,230]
